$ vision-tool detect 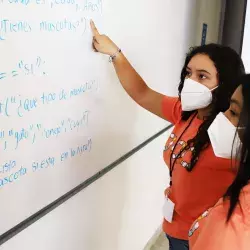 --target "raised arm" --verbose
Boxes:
[90,20,166,119]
